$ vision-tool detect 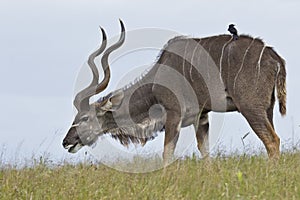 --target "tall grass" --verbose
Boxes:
[1,151,300,199]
